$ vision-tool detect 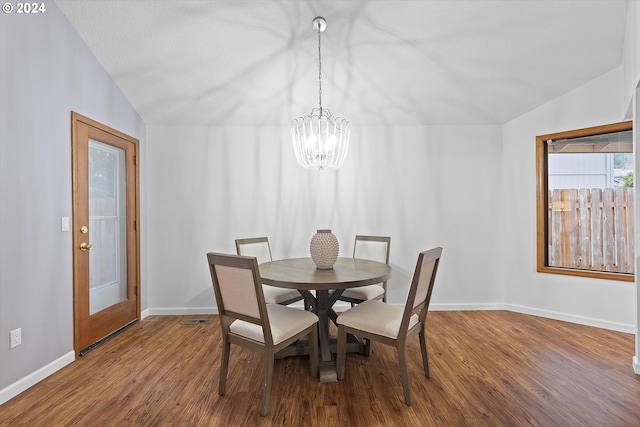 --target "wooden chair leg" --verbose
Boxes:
[336,325,347,380]
[397,344,412,405]
[363,338,372,356]
[219,338,230,395]
[419,328,430,378]
[261,352,274,416]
